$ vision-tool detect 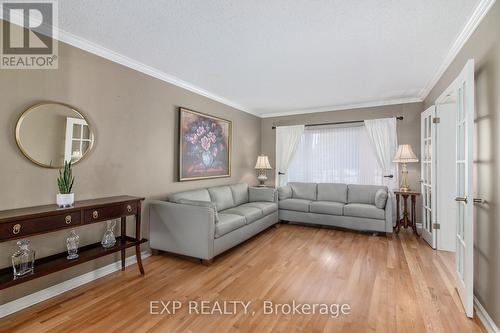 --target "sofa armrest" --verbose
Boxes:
[277,184,292,200]
[174,198,219,222]
[385,191,394,233]
[249,187,277,203]
[149,200,215,260]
